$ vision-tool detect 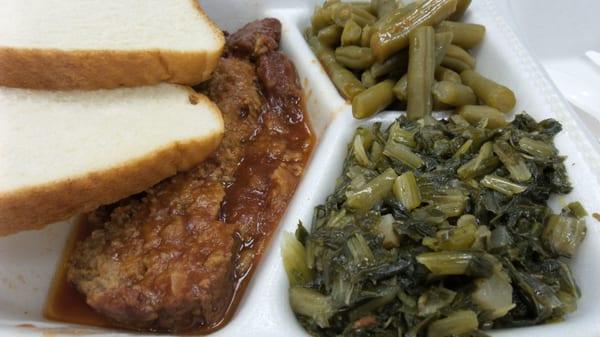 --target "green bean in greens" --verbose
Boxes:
[284,113,586,336]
